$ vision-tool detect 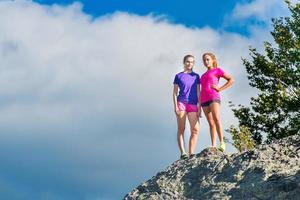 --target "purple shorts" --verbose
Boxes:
[177,102,198,113]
